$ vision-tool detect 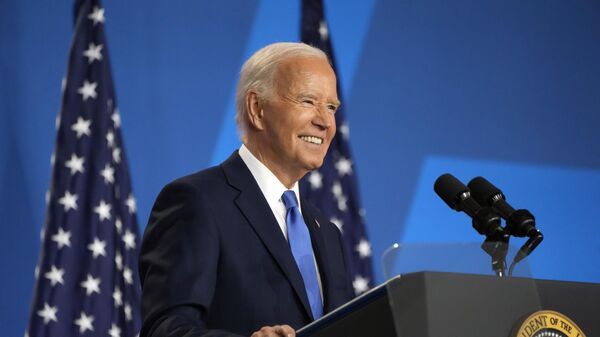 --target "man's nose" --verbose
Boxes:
[312,105,334,129]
